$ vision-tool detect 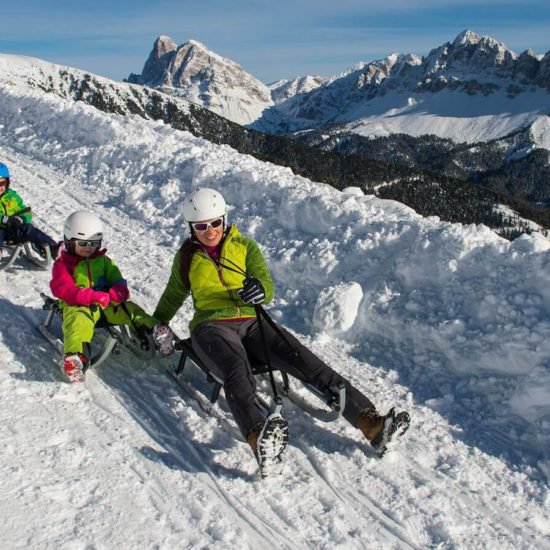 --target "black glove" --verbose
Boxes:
[7,215,24,229]
[238,277,265,305]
